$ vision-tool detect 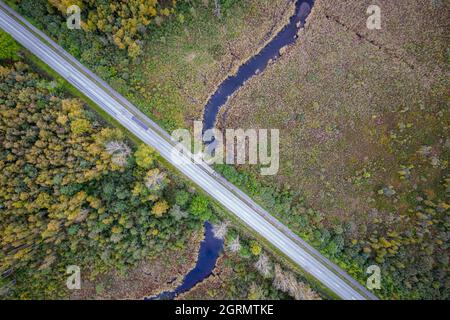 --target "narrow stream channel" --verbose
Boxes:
[148,222,223,300]
[148,0,315,300]
[202,0,314,133]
